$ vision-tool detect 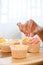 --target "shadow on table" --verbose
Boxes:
[1,52,11,58]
